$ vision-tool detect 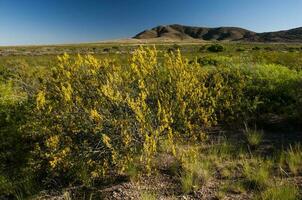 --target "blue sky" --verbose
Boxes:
[1,0,302,45]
